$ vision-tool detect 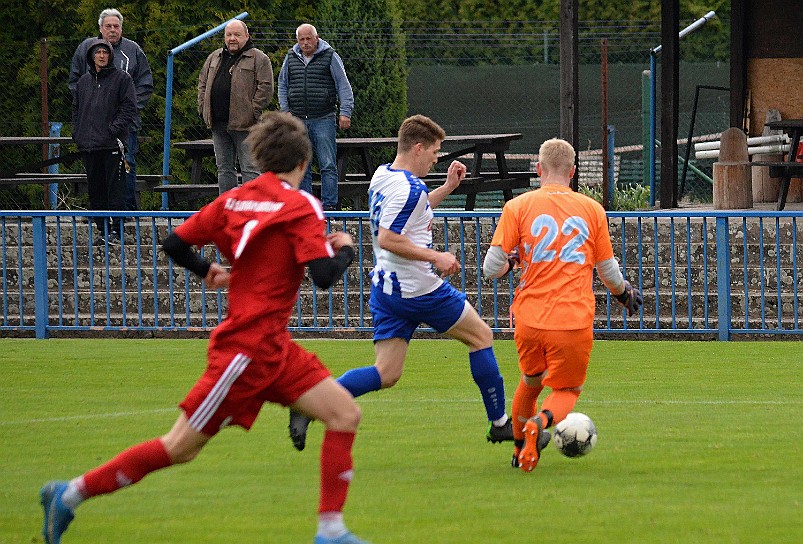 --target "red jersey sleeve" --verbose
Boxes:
[287,192,335,264]
[173,199,230,257]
